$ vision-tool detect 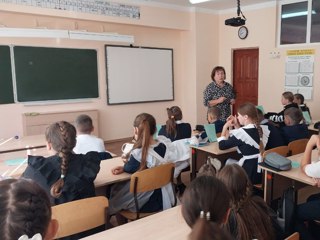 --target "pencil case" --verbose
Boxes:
[264,152,292,171]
